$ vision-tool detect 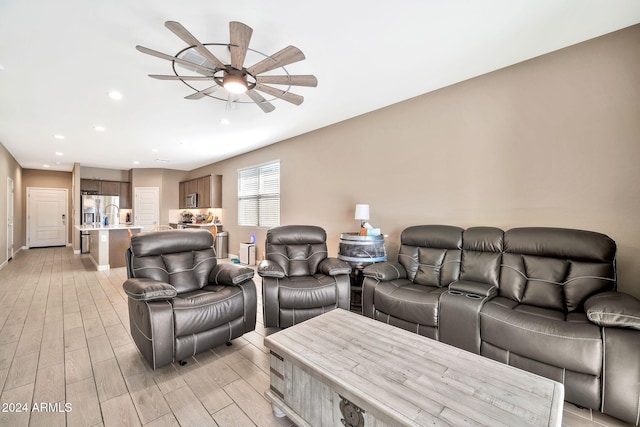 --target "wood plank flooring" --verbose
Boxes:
[0,246,633,426]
